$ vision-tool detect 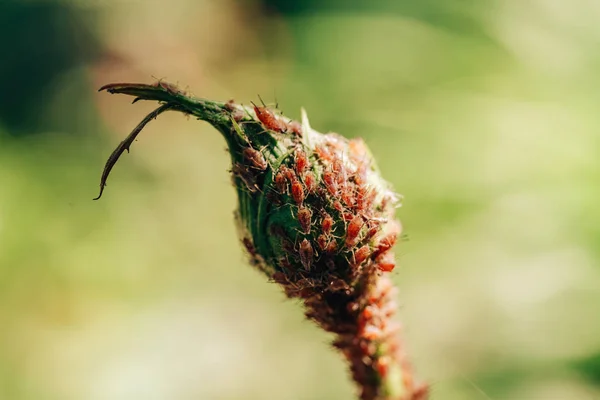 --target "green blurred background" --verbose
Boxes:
[1,0,600,399]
